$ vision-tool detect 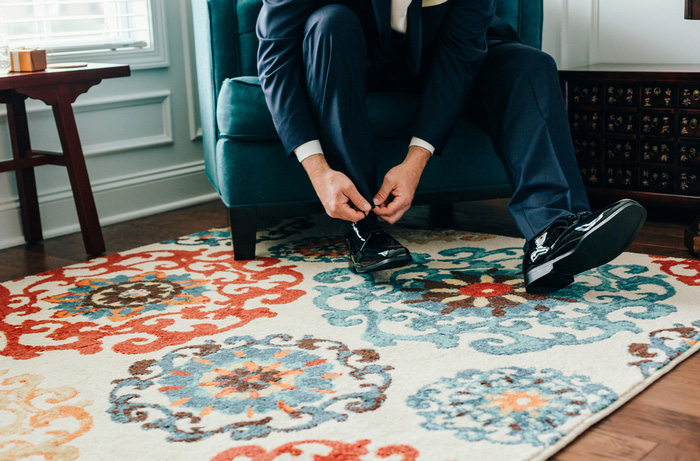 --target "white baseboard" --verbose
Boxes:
[0,161,219,250]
